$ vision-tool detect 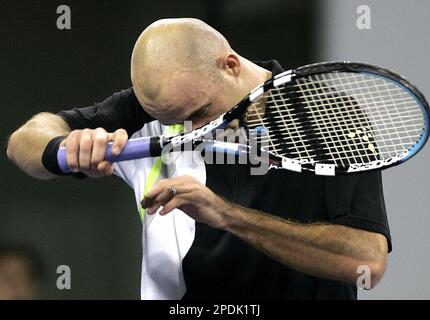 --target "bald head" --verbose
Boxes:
[131,18,230,104]
[130,18,270,127]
